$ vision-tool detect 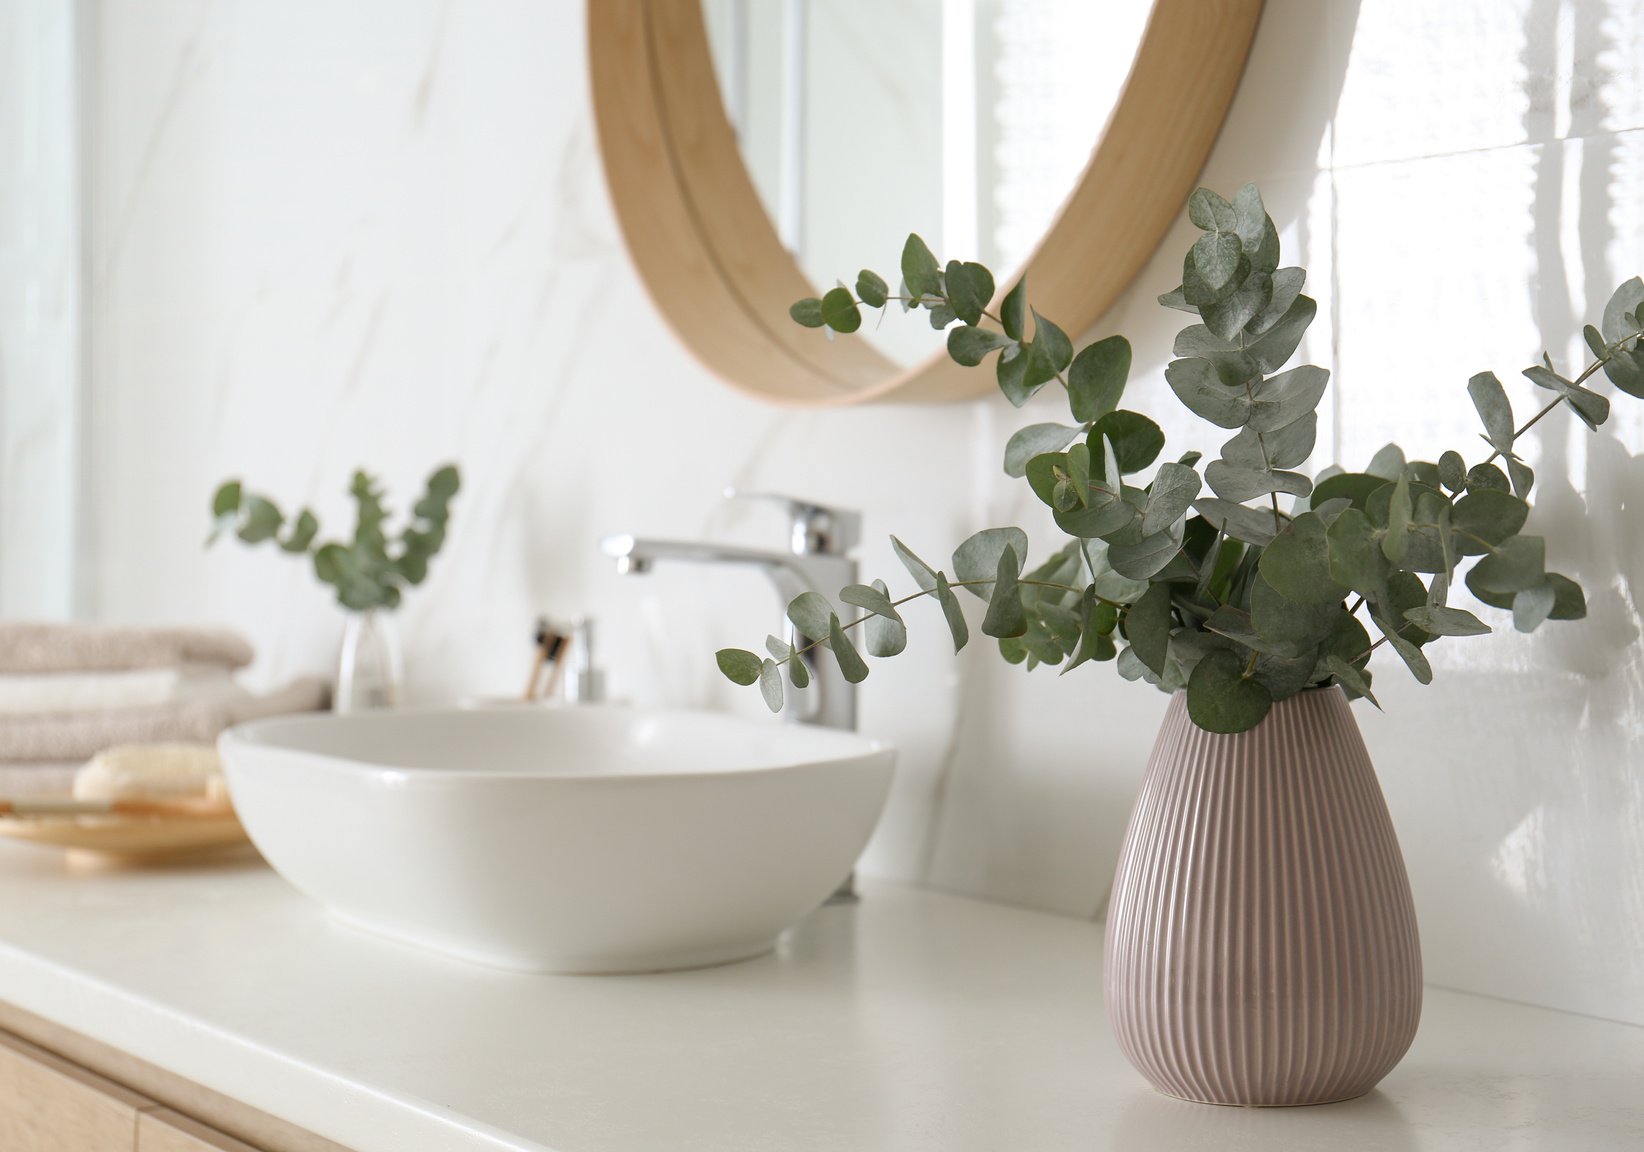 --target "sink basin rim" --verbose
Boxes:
[220,705,895,784]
